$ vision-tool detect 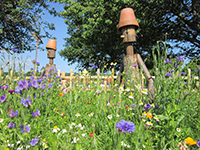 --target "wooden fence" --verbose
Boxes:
[0,68,199,91]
